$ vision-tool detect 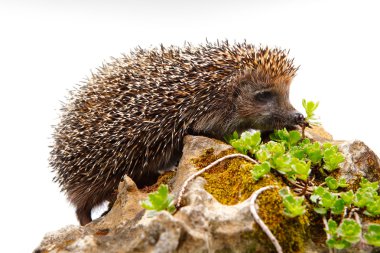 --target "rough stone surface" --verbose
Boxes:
[338,140,380,183]
[304,125,333,142]
[171,135,231,197]
[35,132,380,253]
